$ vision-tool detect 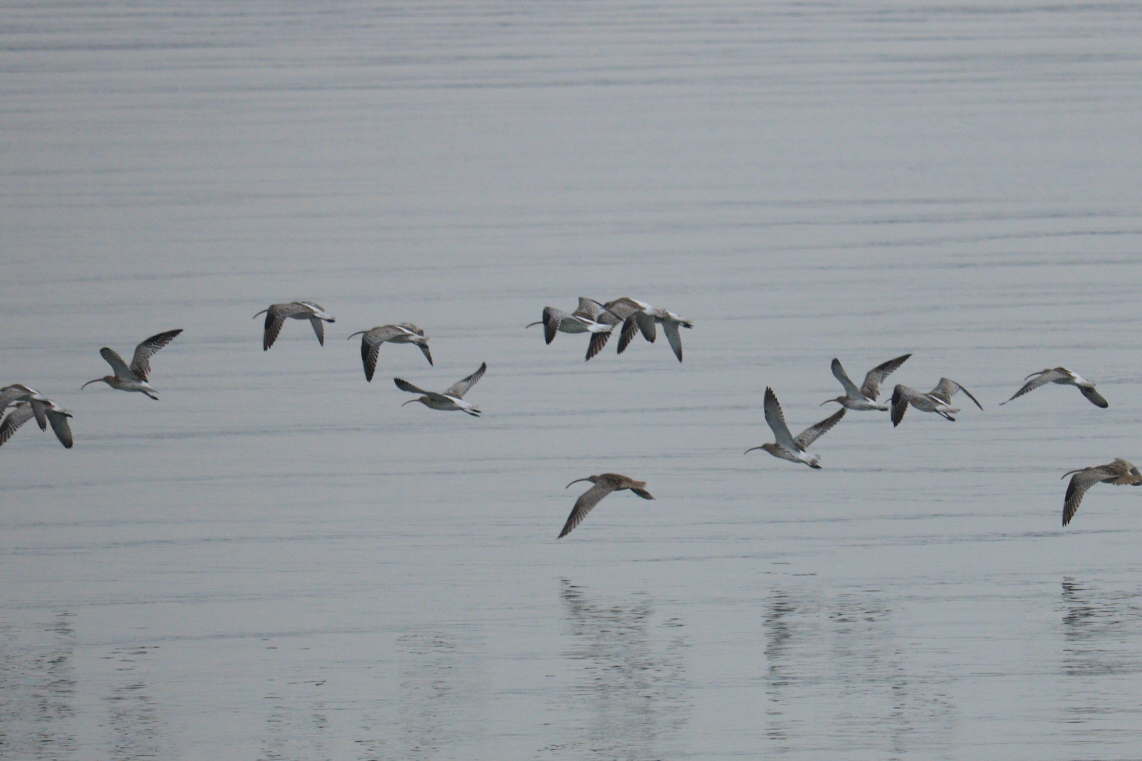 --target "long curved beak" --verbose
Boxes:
[80,378,102,390]
[252,310,267,319]
[347,331,365,340]
[744,446,762,454]
[401,399,419,407]
[820,398,839,406]
[525,321,542,328]
[565,478,591,489]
